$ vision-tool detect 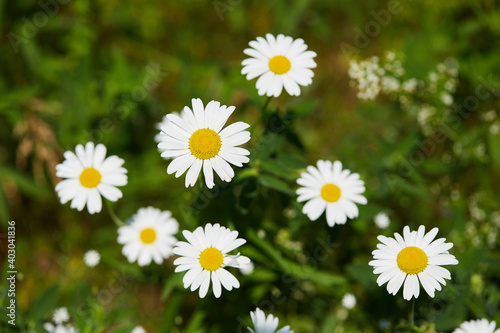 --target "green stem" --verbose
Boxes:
[106,200,125,226]
[409,297,416,328]
[262,95,272,114]
[251,96,273,138]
